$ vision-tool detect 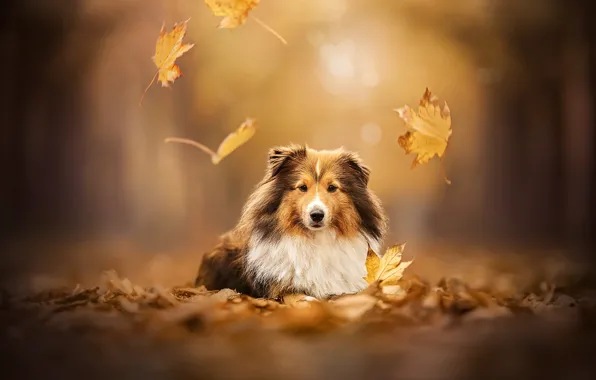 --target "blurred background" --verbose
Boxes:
[0,0,594,292]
